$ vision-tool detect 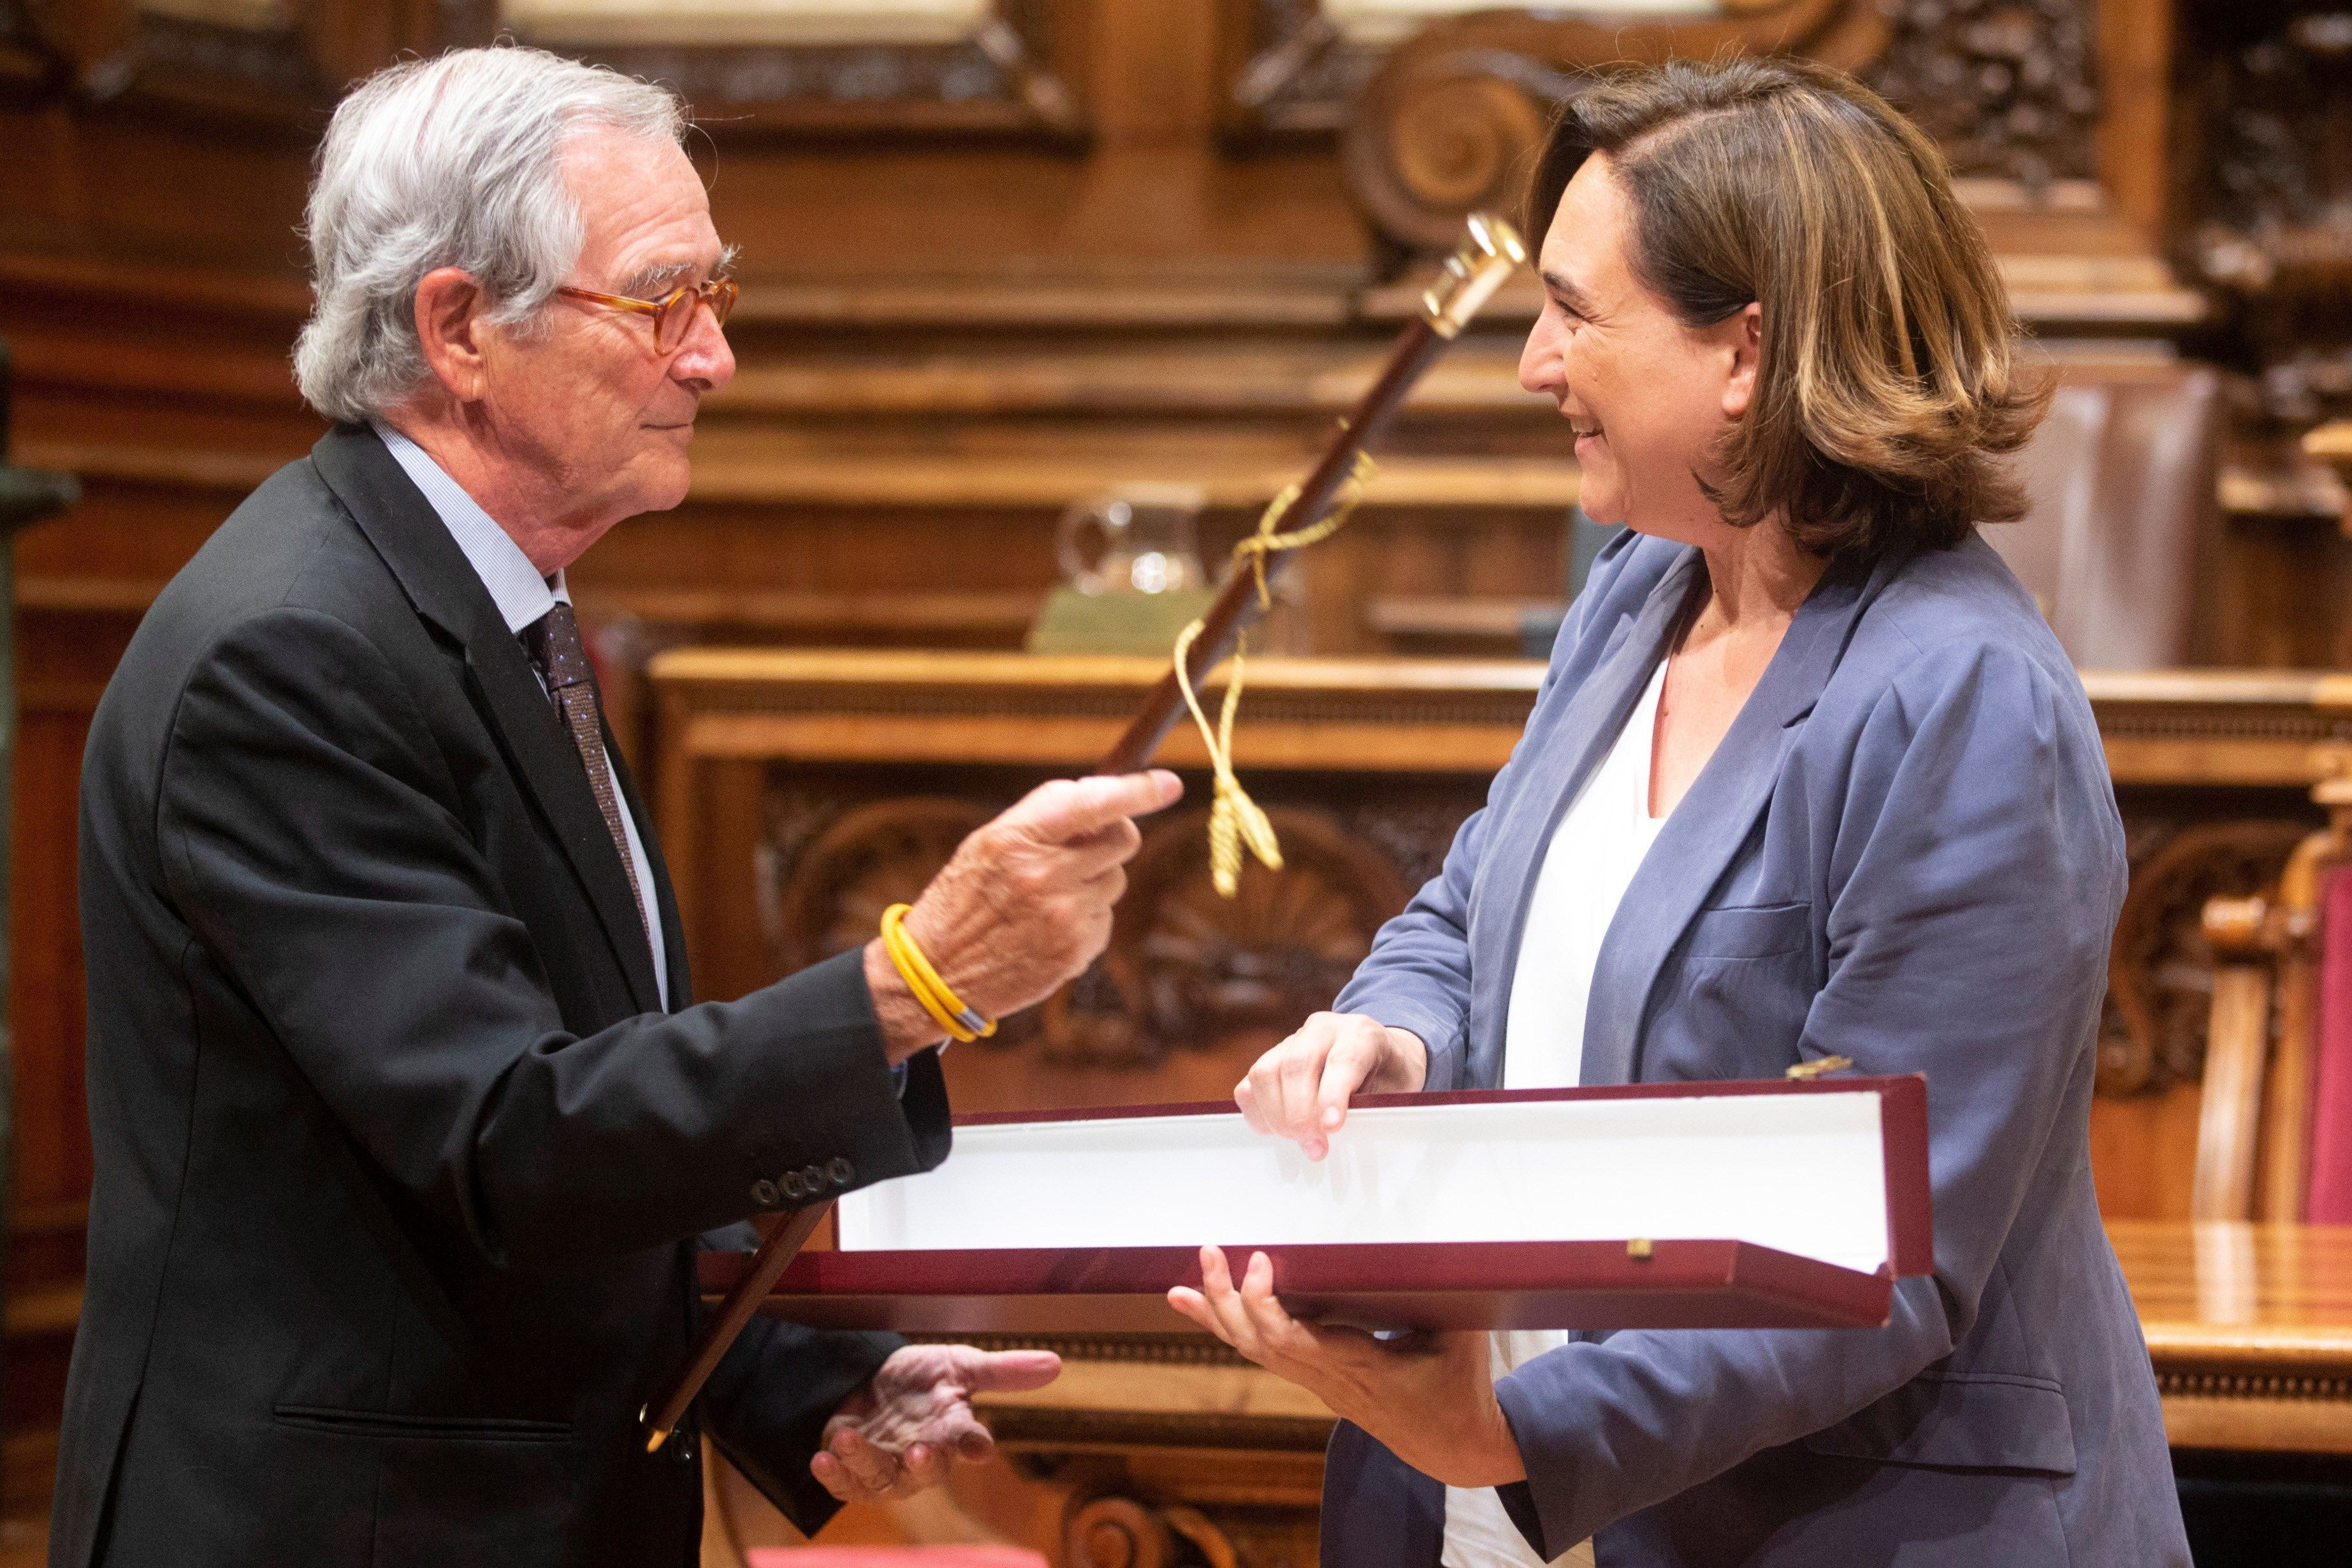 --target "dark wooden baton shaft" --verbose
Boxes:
[642,1199,831,1451]
[637,316,1437,1448]
[641,221,1518,1448]
[1096,315,1449,775]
